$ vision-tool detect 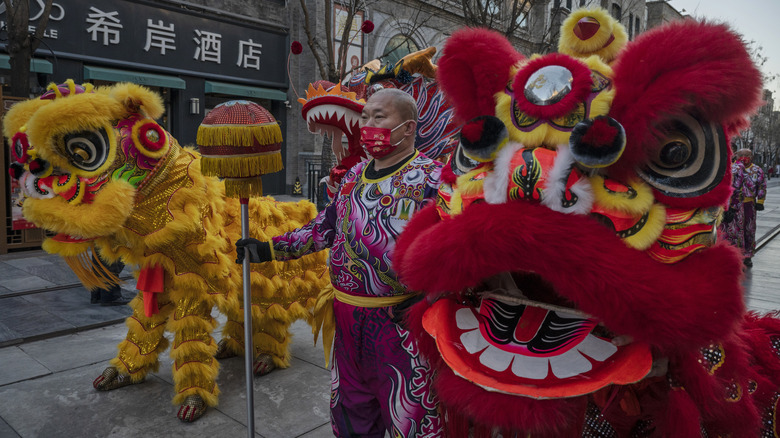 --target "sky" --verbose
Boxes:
[666,0,780,108]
